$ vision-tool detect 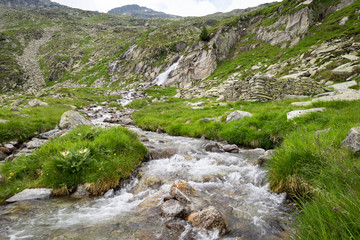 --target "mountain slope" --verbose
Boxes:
[0,0,67,9]
[108,4,178,19]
